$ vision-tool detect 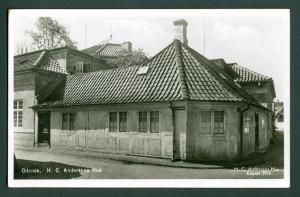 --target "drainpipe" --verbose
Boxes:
[169,102,176,161]
[239,102,250,160]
